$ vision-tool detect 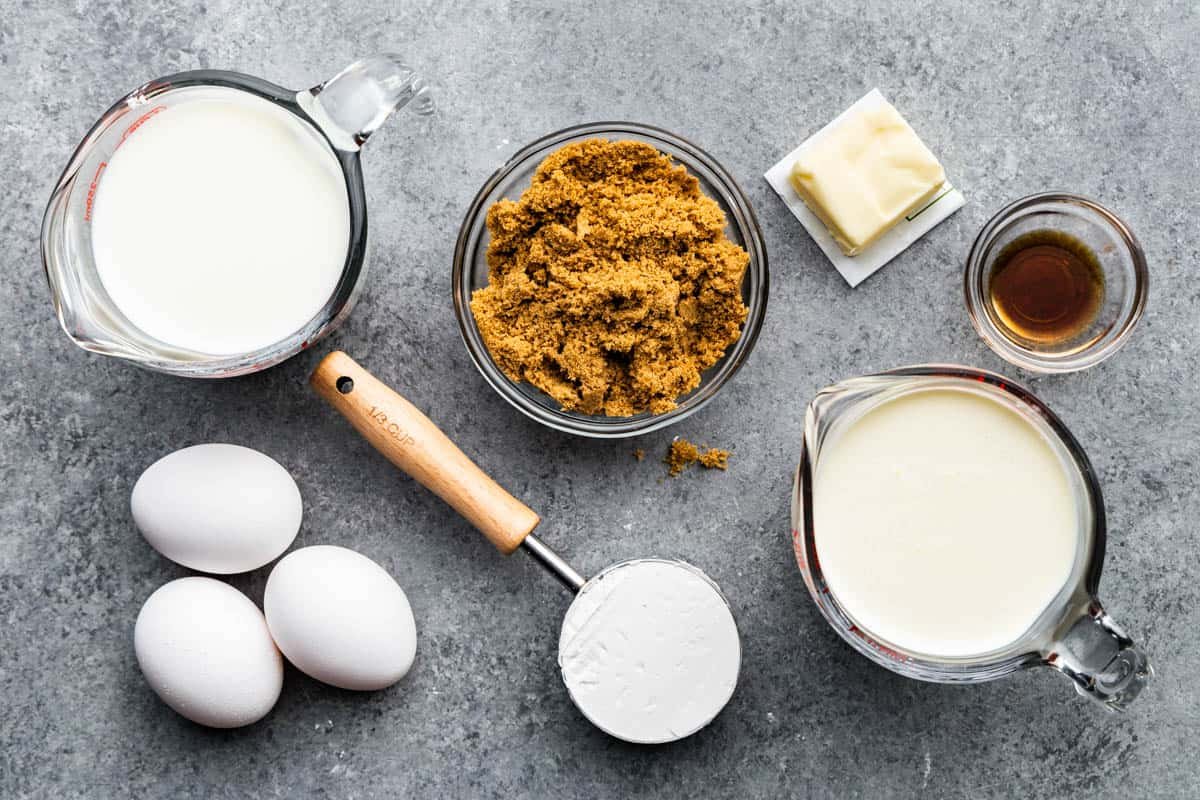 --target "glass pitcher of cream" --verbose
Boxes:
[42,56,432,377]
[791,365,1151,710]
